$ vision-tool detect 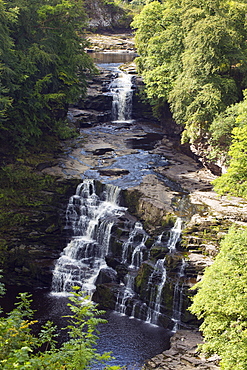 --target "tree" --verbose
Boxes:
[0,1,16,124]
[212,123,247,198]
[131,1,183,117]
[209,89,247,158]
[0,0,96,150]
[0,281,121,369]
[189,227,247,370]
[131,0,247,144]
